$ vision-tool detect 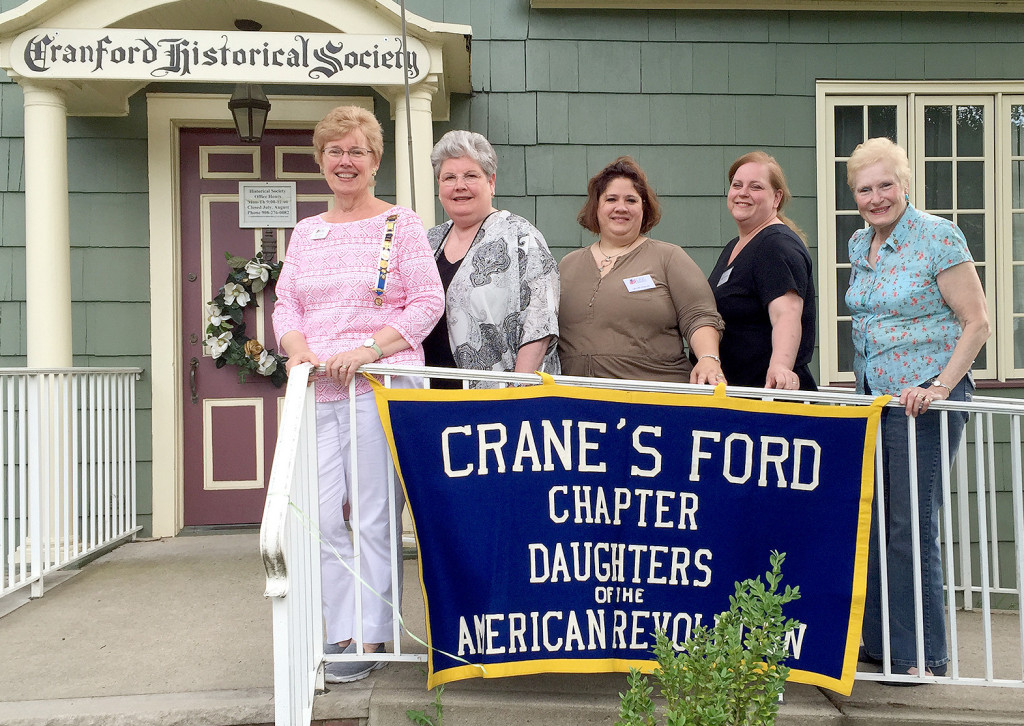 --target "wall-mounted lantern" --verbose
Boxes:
[228,20,271,144]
